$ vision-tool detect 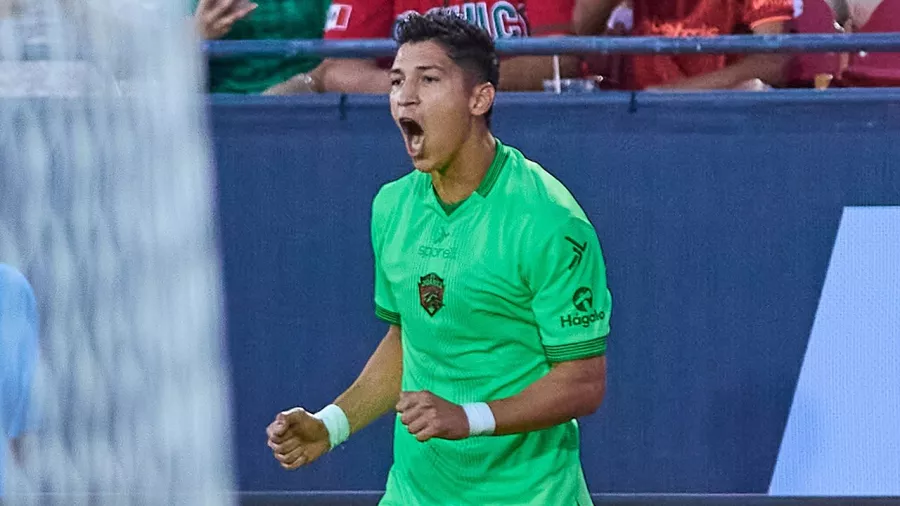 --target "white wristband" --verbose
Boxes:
[312,404,351,449]
[462,402,496,437]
